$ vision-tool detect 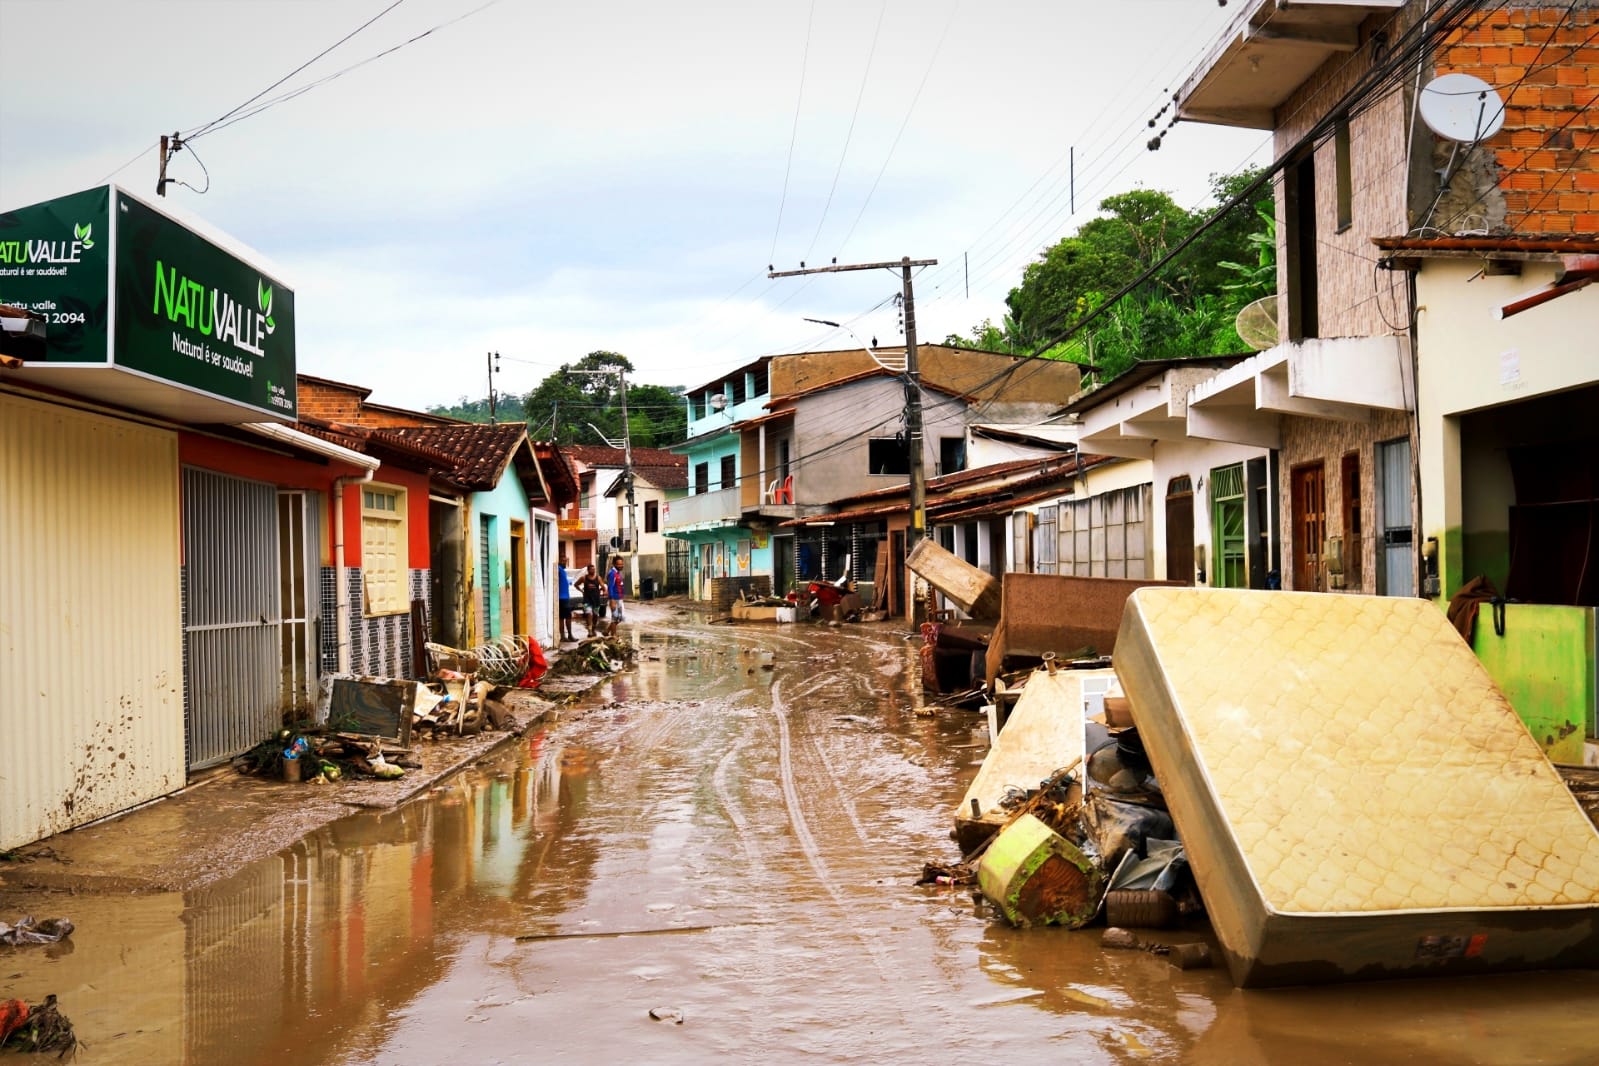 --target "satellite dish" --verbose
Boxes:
[1419,73,1506,142]
[1234,295,1280,351]
[709,394,727,411]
